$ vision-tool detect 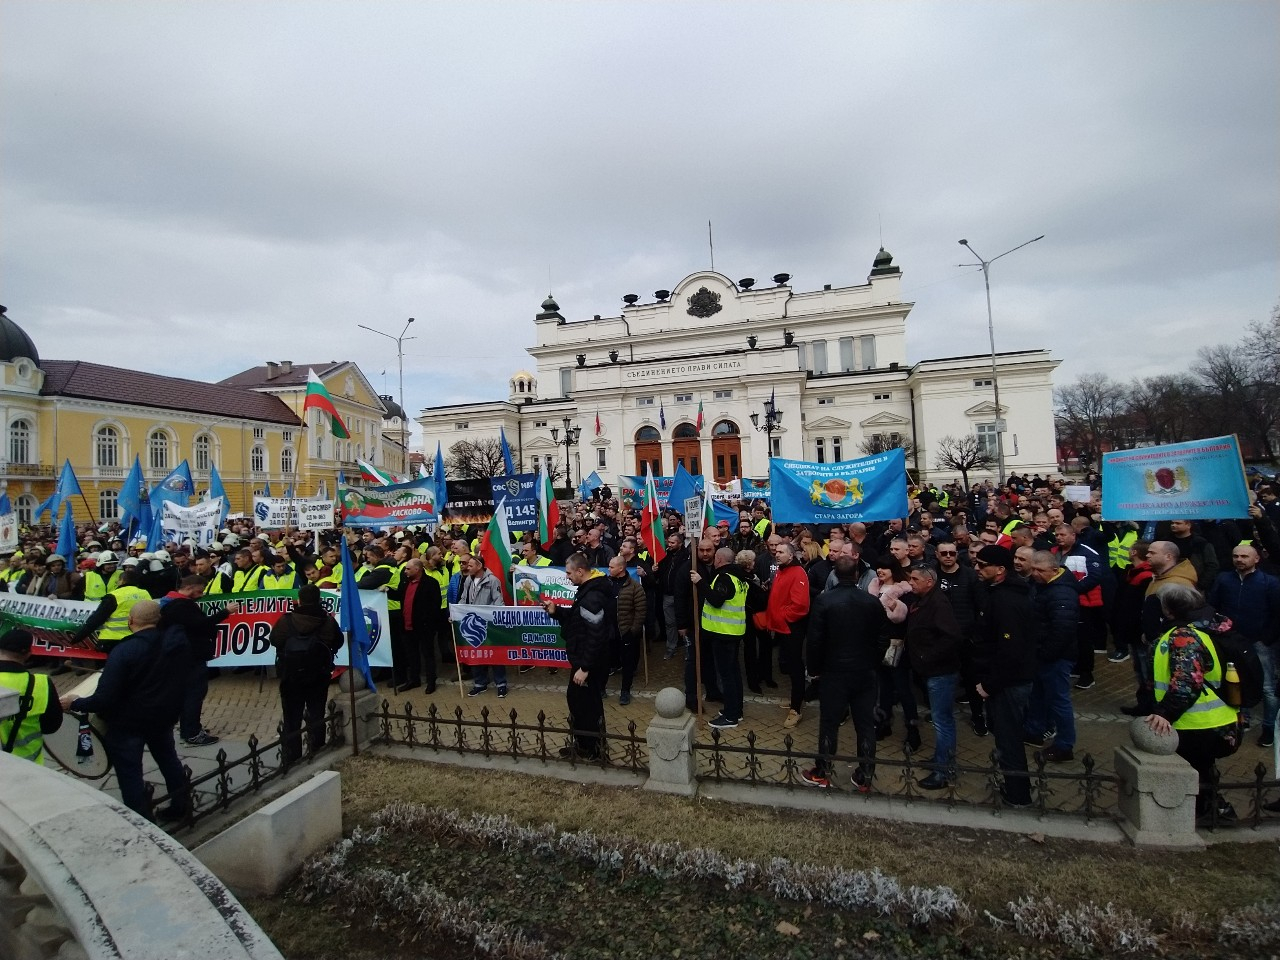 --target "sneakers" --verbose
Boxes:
[783,709,802,729]
[918,773,950,790]
[466,685,488,697]
[1042,745,1075,763]
[1196,797,1237,825]
[1259,729,1275,748]
[1074,677,1096,690]
[619,691,632,706]
[183,731,219,747]
[800,767,831,788]
[708,713,740,730]
[852,767,872,794]
[518,665,534,674]
[970,715,989,738]
[496,686,508,699]
[1107,650,1131,664]
[1024,729,1055,748]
